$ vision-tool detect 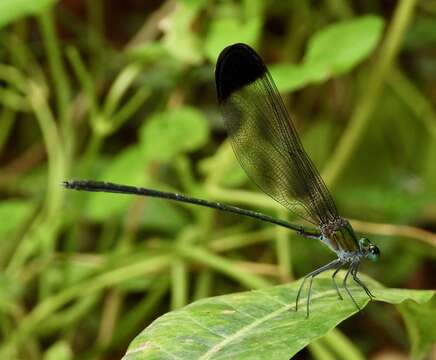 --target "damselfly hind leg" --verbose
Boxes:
[331,266,344,300]
[352,265,374,299]
[295,259,343,318]
[343,263,360,311]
